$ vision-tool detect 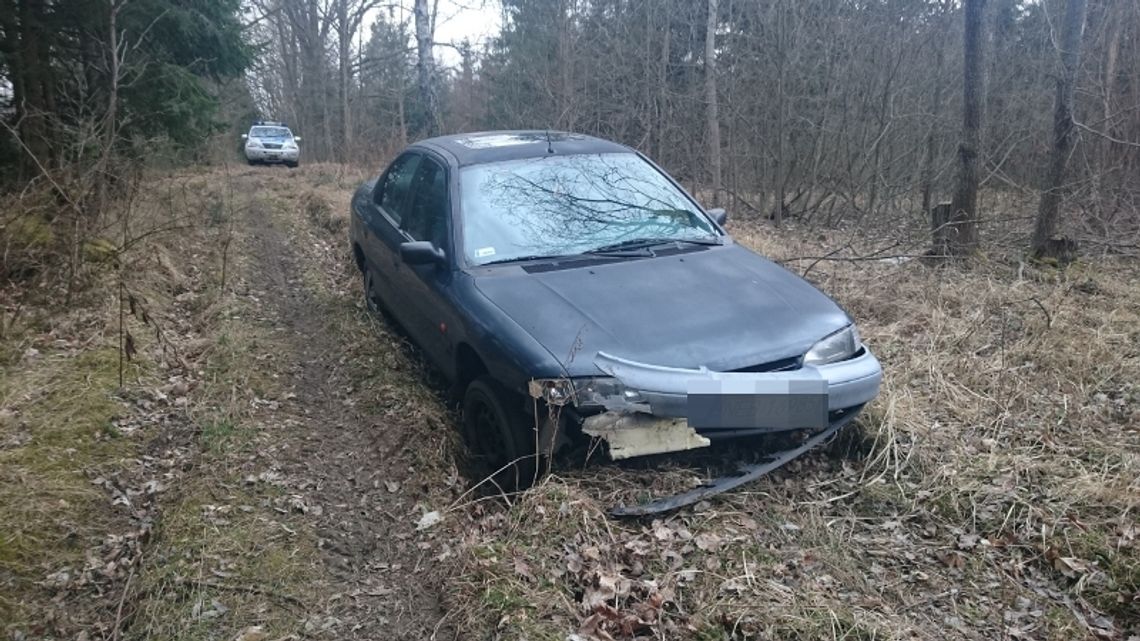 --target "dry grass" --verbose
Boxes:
[446,221,1140,640]
[0,166,330,640]
[0,346,138,630]
[5,164,1136,640]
